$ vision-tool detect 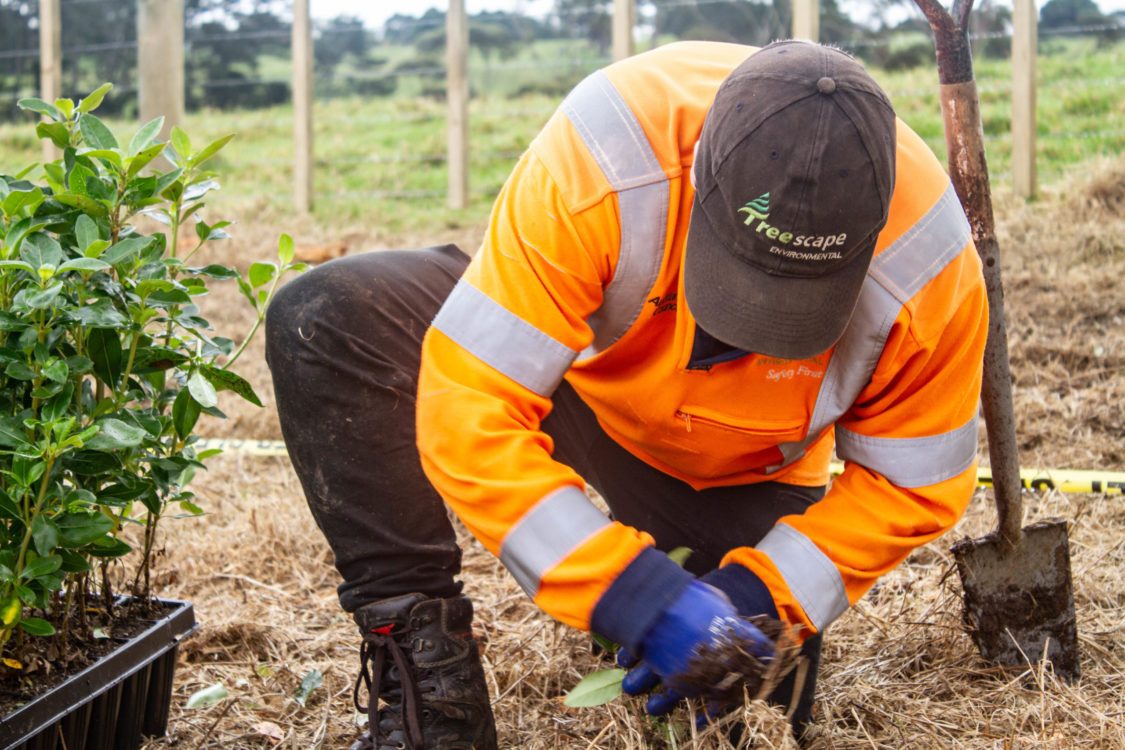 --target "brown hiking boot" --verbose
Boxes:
[349,593,498,750]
